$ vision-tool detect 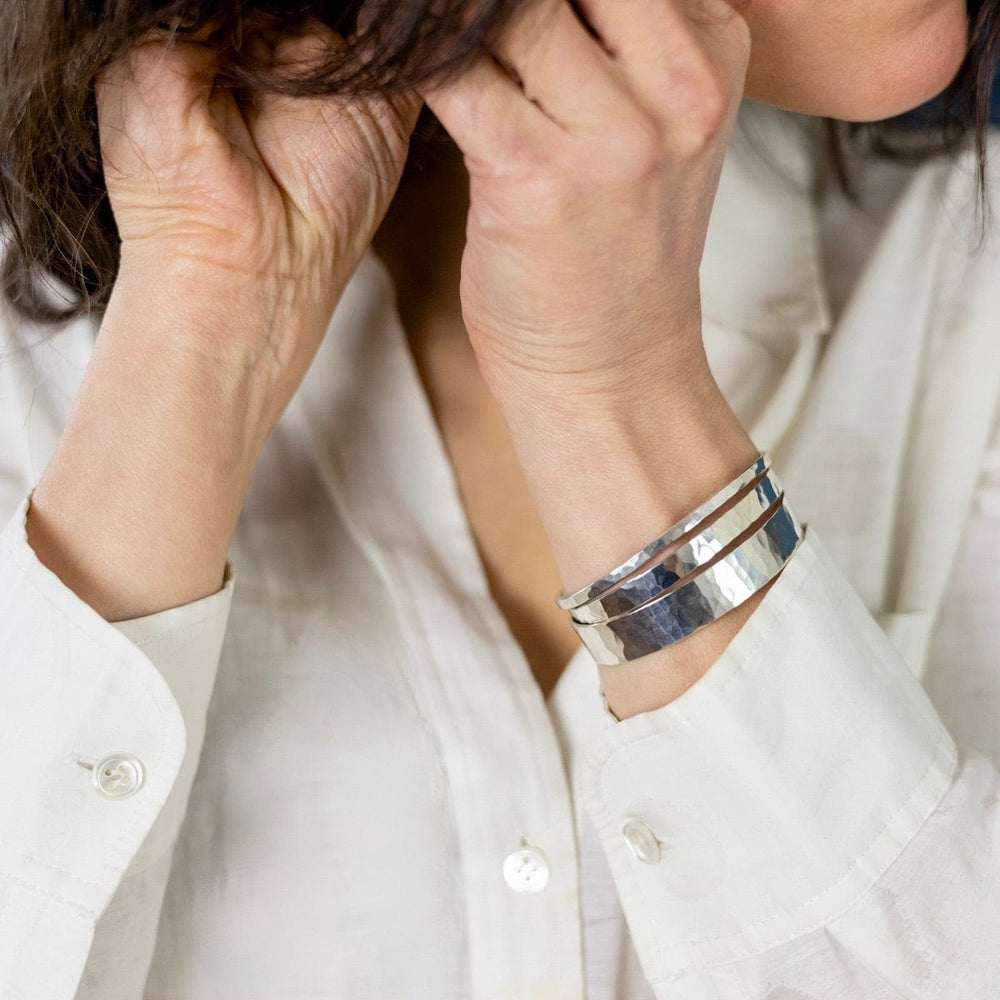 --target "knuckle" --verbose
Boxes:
[599,111,665,184]
[473,155,570,232]
[496,134,552,185]
[518,172,577,226]
[694,70,730,132]
[623,112,666,178]
[671,60,733,155]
